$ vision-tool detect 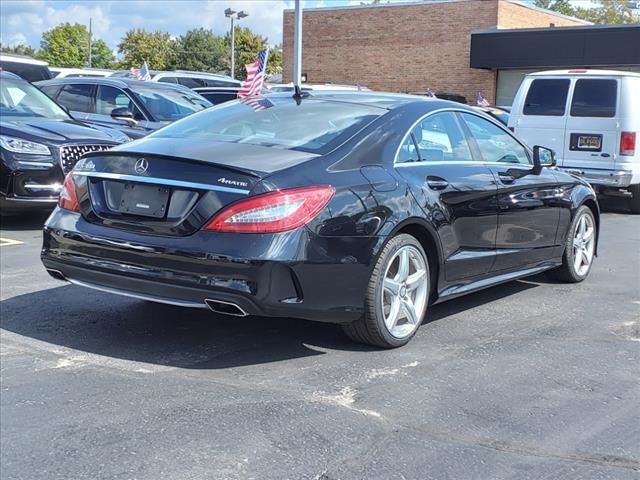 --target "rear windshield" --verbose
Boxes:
[570,79,617,118]
[523,79,570,116]
[150,97,384,154]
